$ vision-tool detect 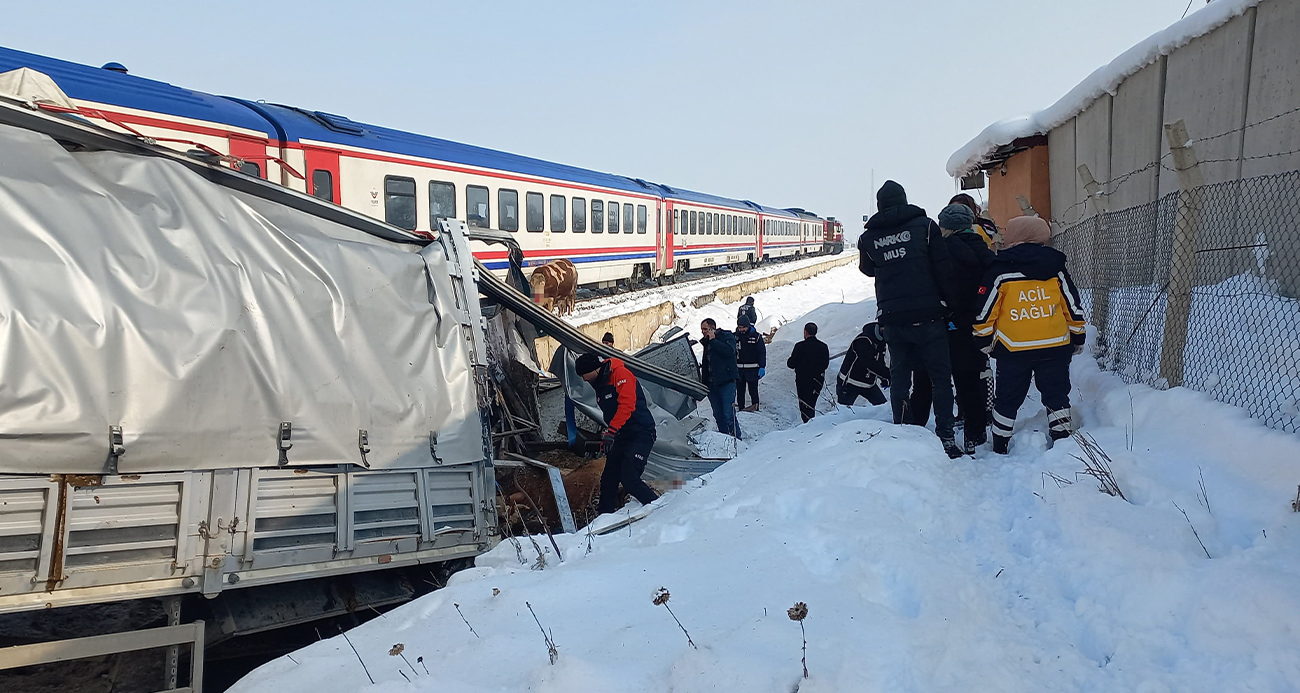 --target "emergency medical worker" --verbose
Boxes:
[699,318,739,437]
[859,180,963,458]
[575,353,660,512]
[972,216,1086,454]
[837,323,890,406]
[735,315,766,412]
[786,322,830,423]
